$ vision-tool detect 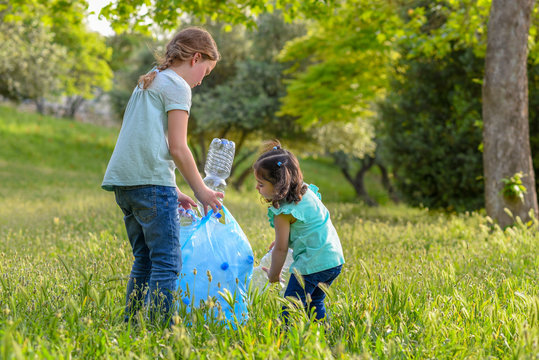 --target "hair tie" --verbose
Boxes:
[277,161,282,167]
[273,146,278,150]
